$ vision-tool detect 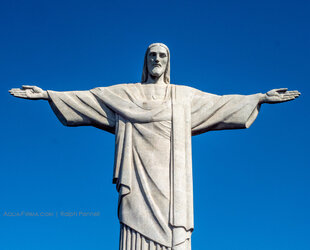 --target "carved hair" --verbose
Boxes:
[141,43,170,84]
